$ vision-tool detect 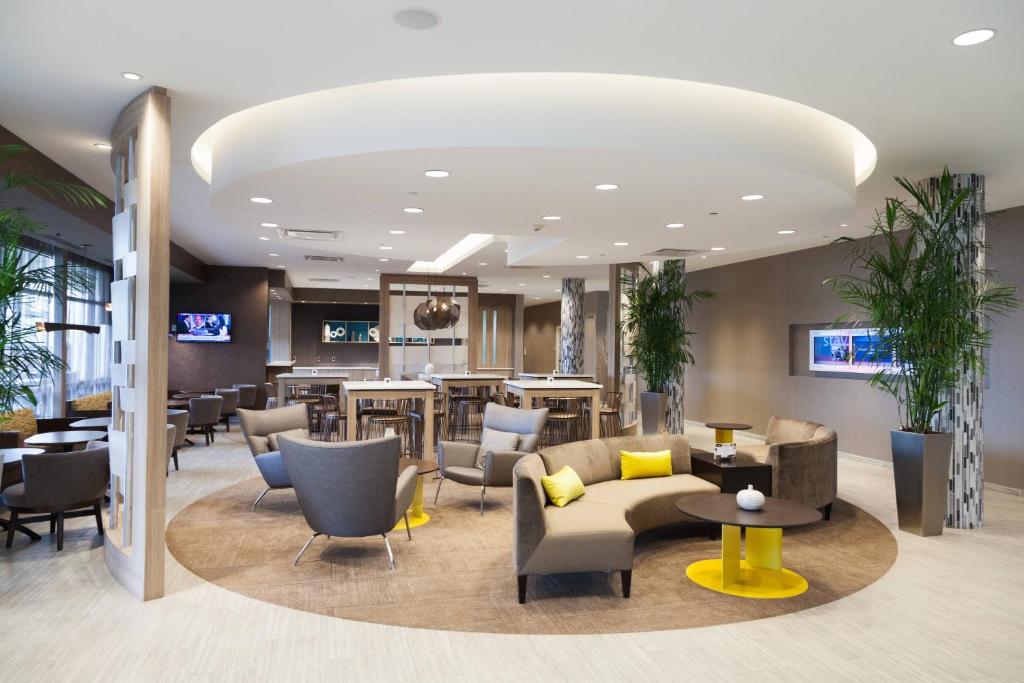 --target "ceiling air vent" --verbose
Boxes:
[308,277,341,283]
[276,228,341,241]
[303,255,344,263]
[642,248,705,259]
